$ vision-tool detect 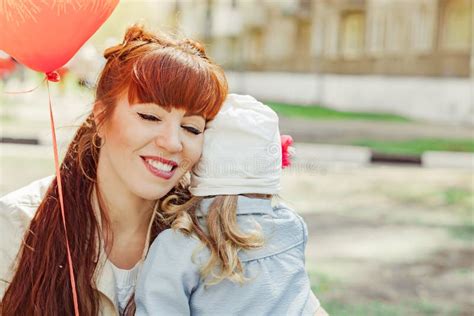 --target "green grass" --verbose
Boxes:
[443,187,474,210]
[309,271,340,295]
[309,271,461,315]
[442,187,474,216]
[266,102,411,122]
[352,139,474,156]
[448,224,474,241]
[323,300,455,316]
